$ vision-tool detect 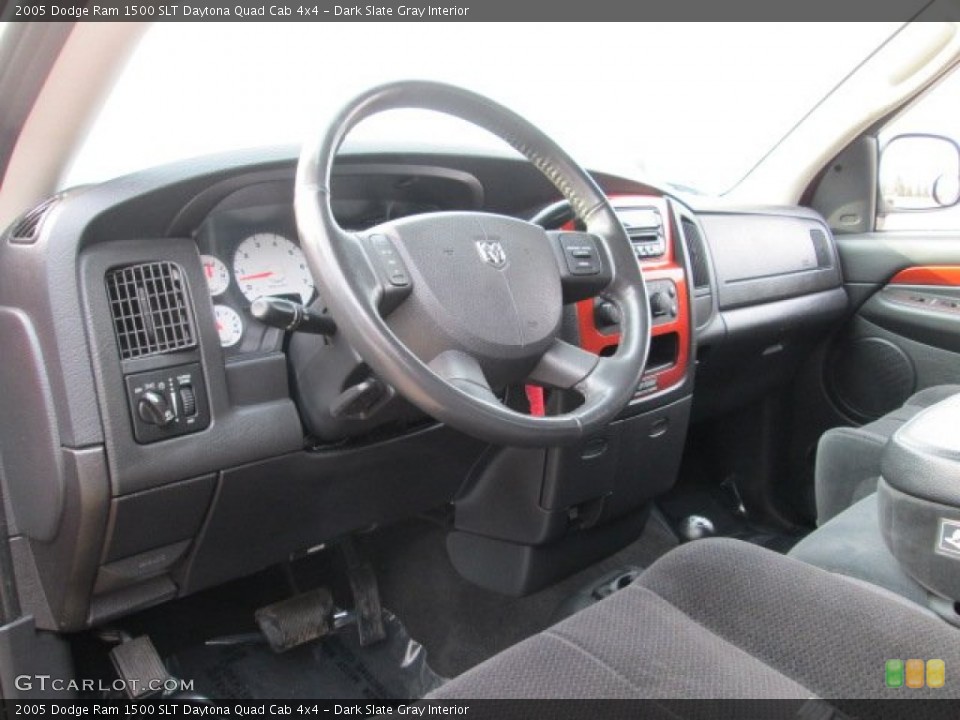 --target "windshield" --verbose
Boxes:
[63,22,901,195]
